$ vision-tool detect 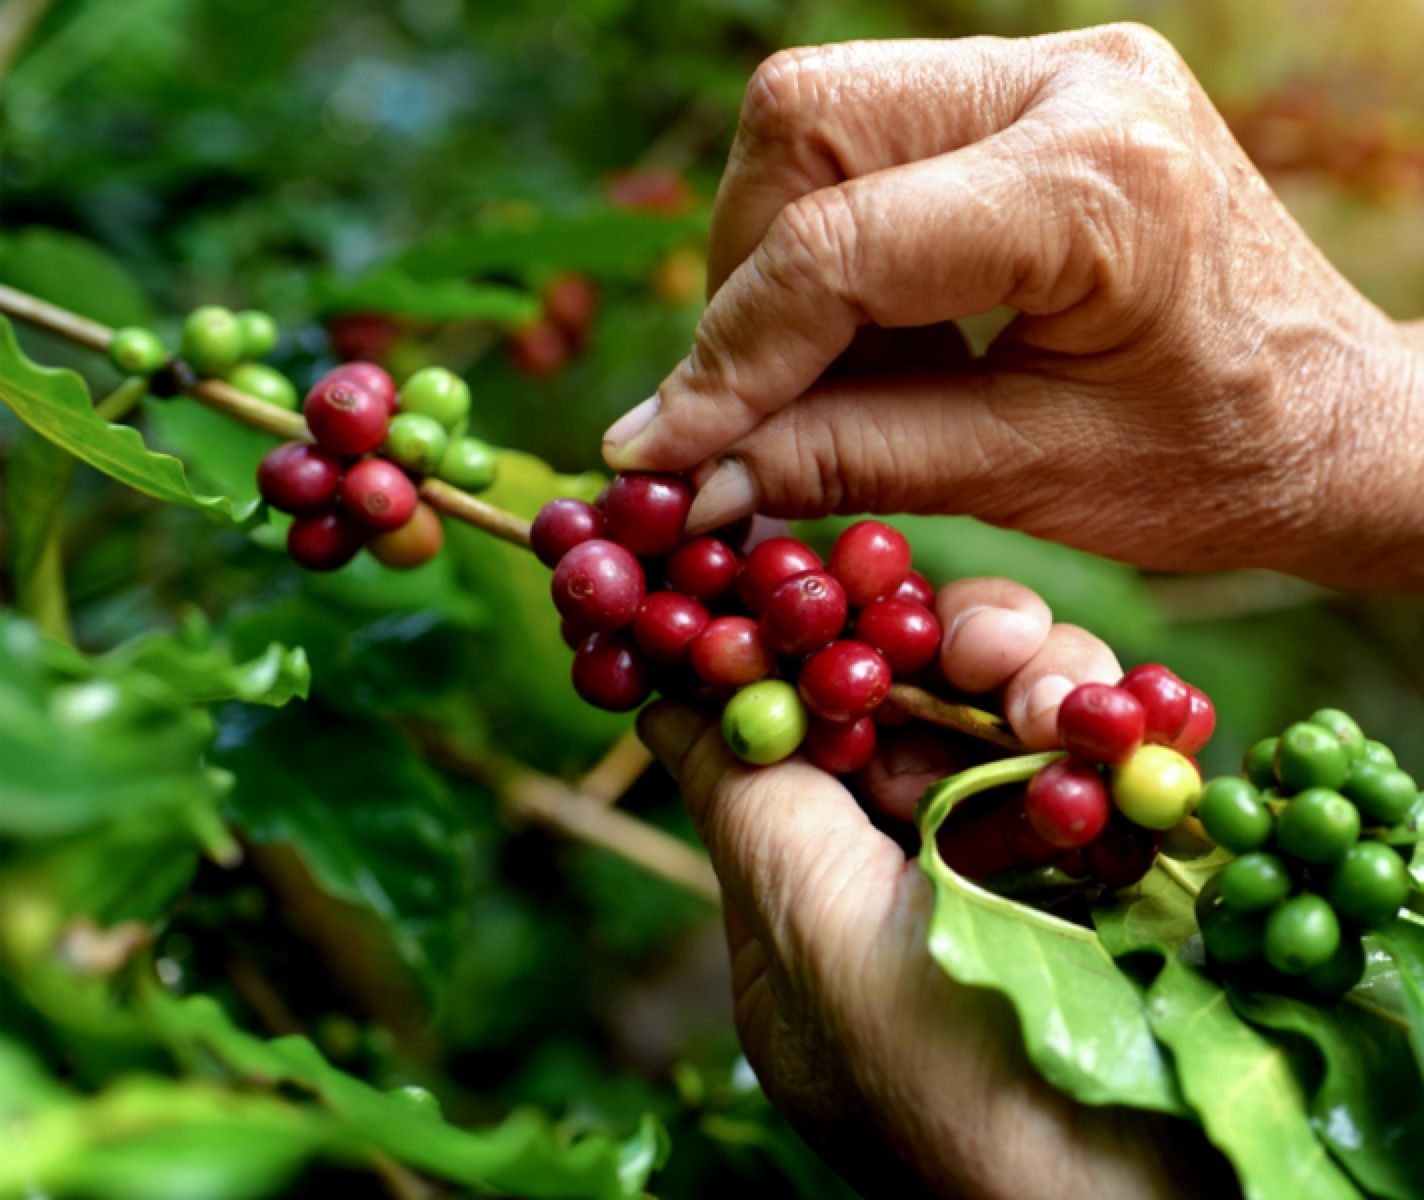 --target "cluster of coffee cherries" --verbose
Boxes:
[940,668,1215,889]
[1193,710,1420,997]
[536,473,942,776]
[254,361,499,572]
